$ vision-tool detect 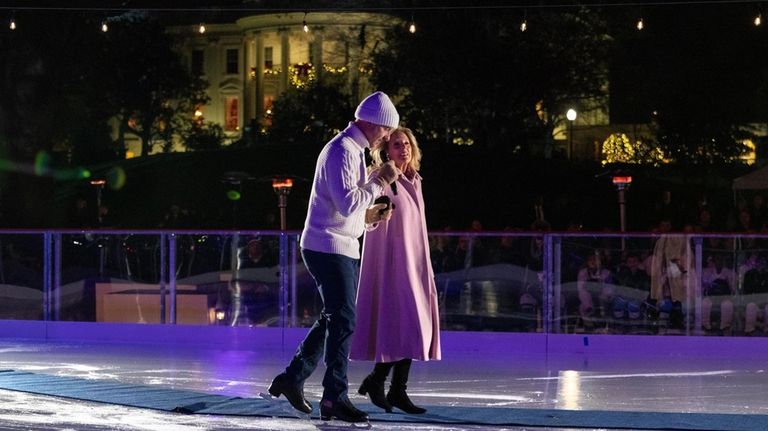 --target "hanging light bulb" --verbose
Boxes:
[198,23,206,34]
[9,18,16,30]
[302,12,309,33]
[101,20,108,32]
[636,17,644,31]
[520,10,528,32]
[754,13,762,26]
[406,12,416,34]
